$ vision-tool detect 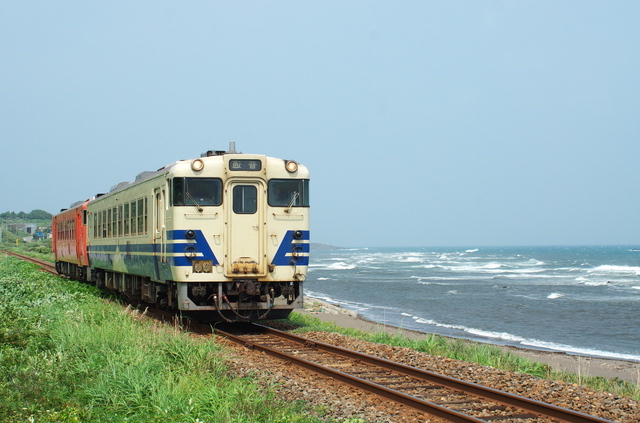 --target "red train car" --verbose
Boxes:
[52,200,90,280]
